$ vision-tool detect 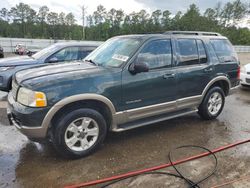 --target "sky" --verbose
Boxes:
[1,0,249,25]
